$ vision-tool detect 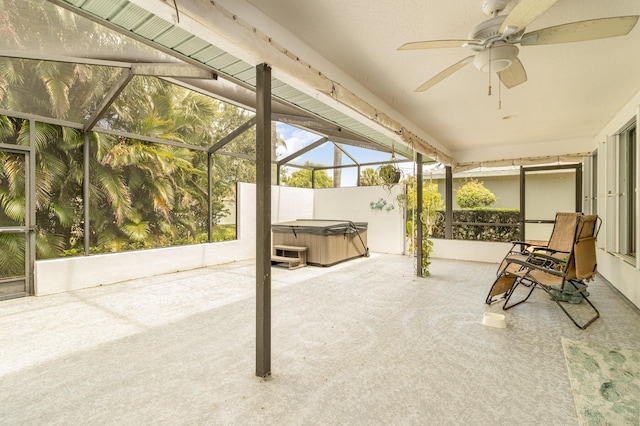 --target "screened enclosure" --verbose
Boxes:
[1,0,413,299]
